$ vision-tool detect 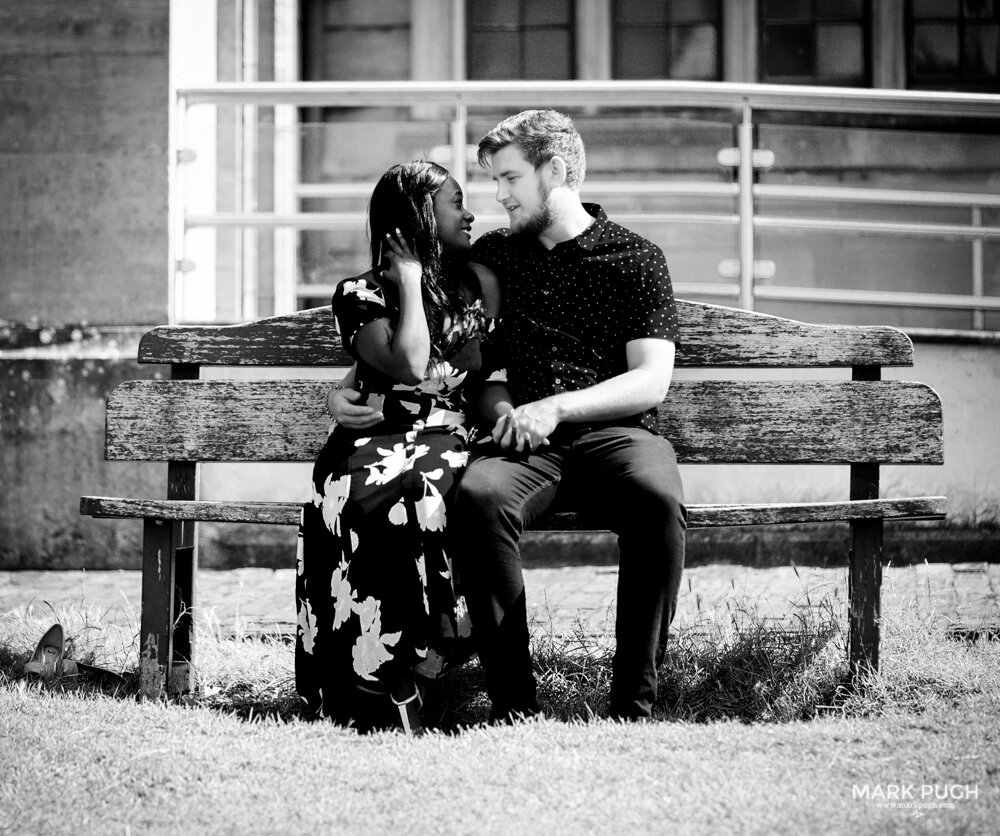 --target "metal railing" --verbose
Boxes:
[170,80,1000,327]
